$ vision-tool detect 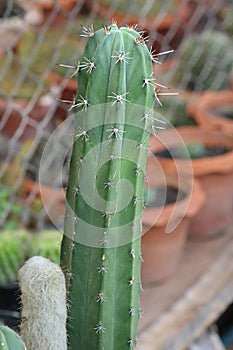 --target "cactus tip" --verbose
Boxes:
[103,25,111,35]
